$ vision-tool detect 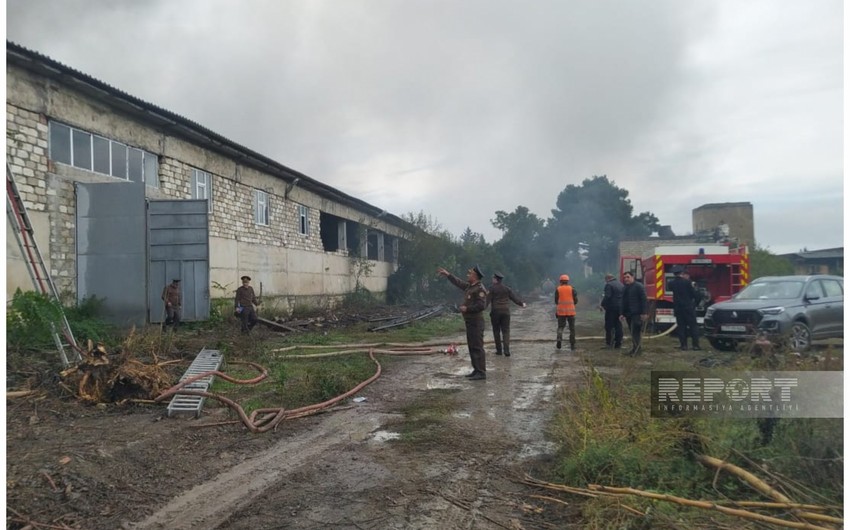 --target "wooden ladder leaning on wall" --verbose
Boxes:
[6,162,81,367]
